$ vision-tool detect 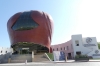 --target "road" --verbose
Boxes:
[0,62,100,66]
